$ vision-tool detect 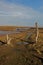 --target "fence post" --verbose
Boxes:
[6,34,9,44]
[35,22,39,43]
[6,34,12,45]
